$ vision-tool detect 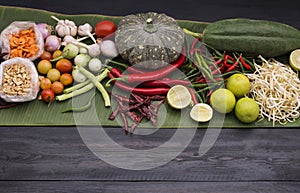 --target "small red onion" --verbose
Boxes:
[45,35,61,52]
[36,23,52,40]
